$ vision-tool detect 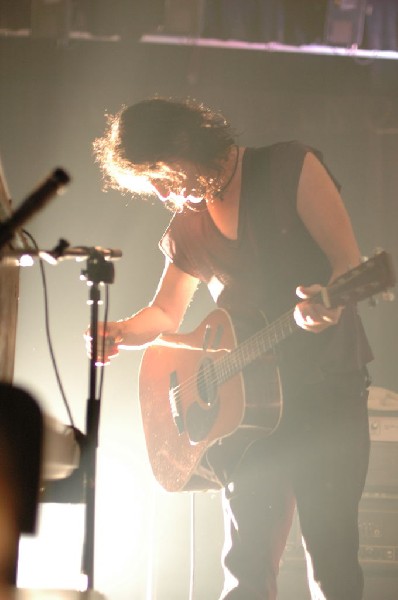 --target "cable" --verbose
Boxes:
[22,229,75,429]
[98,283,110,401]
